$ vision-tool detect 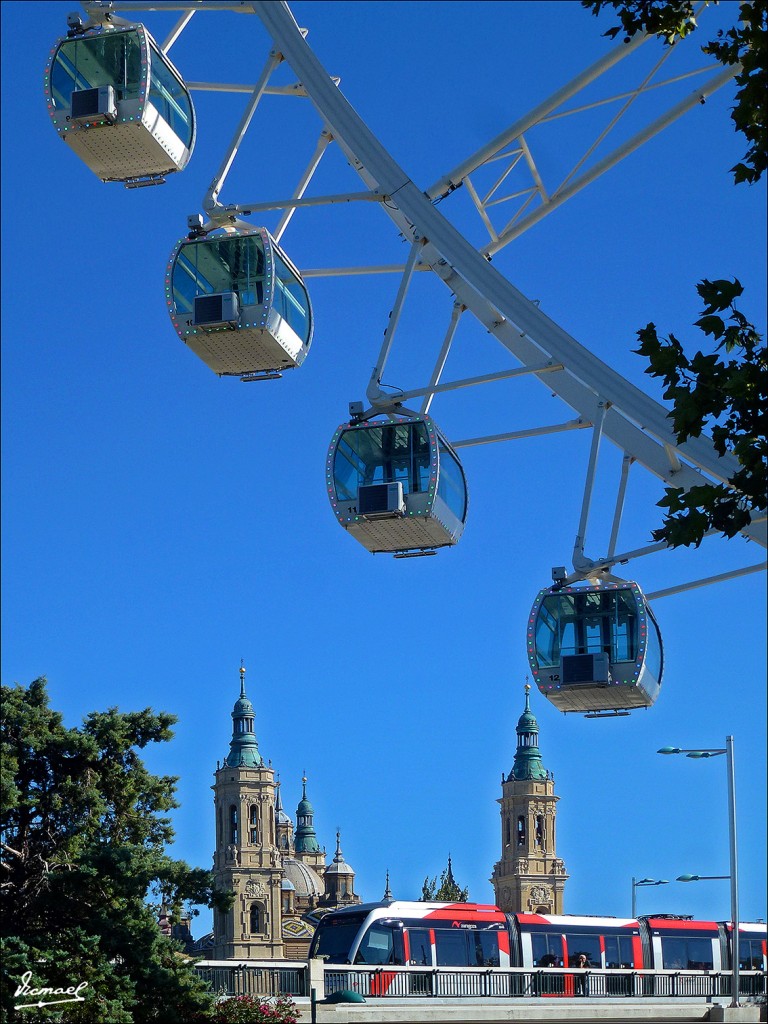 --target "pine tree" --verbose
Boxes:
[1,678,232,1023]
